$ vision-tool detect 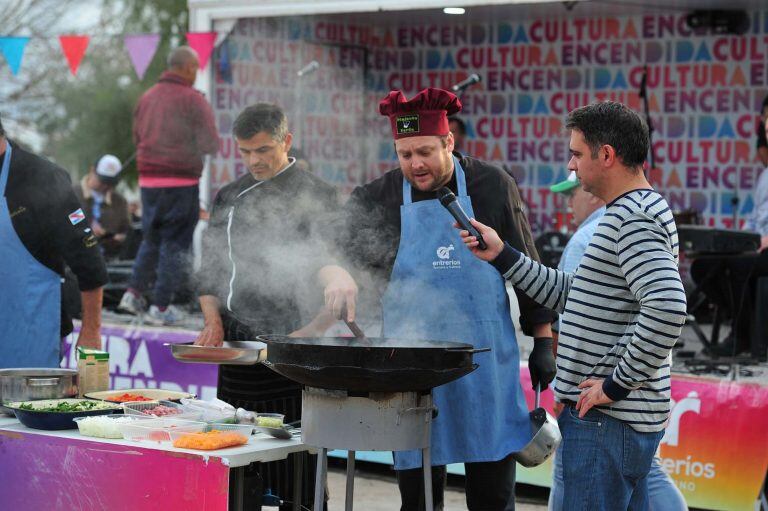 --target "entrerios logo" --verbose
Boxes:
[659,391,716,486]
[436,244,454,260]
[661,391,700,448]
[433,244,460,269]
